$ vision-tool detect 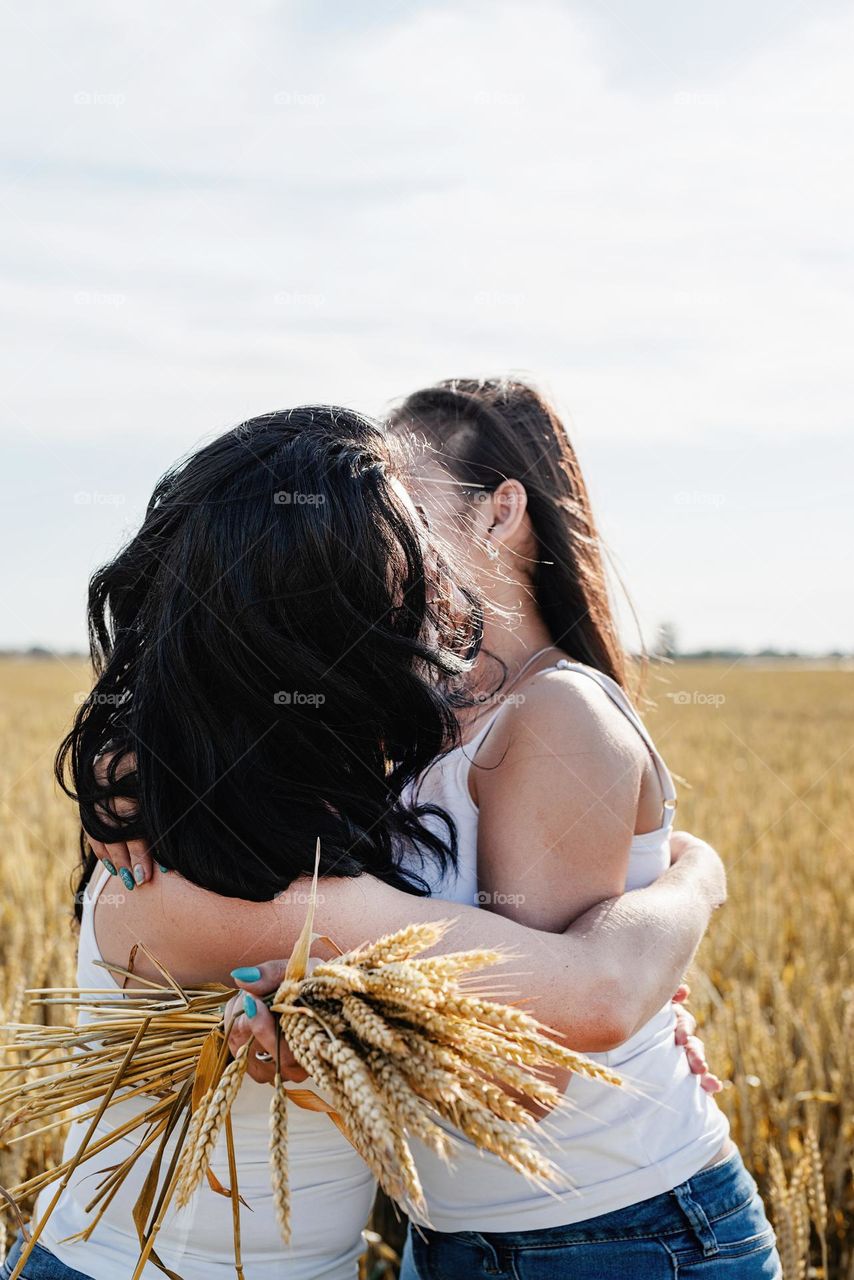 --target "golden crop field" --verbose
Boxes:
[1,657,852,1277]
[644,661,854,1279]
